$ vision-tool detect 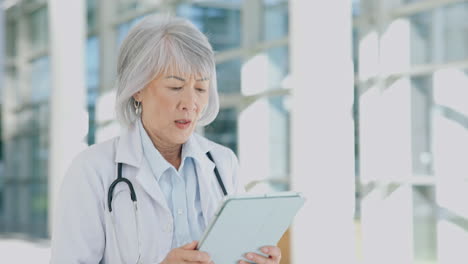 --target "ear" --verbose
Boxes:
[133,91,142,102]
